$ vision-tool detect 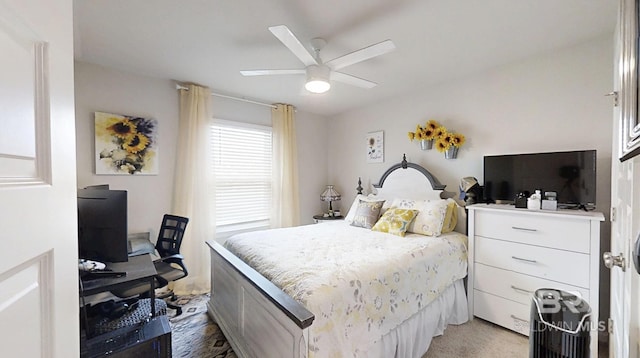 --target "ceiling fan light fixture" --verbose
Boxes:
[305,65,331,93]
